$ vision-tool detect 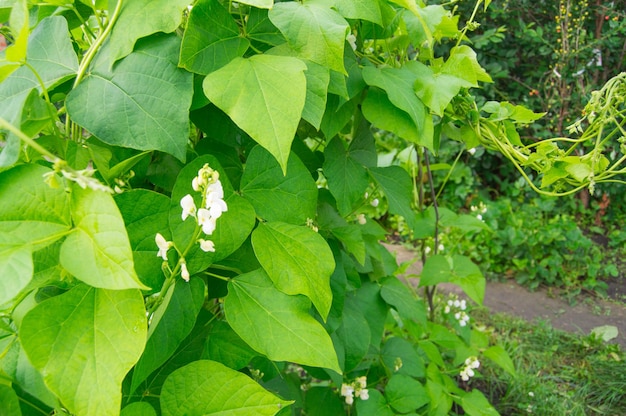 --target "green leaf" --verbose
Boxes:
[224,269,341,373]
[107,0,191,63]
[241,146,318,224]
[130,277,205,393]
[0,385,21,416]
[333,301,370,371]
[115,190,170,291]
[20,285,147,416]
[334,0,389,25]
[362,65,427,133]
[304,386,345,416]
[4,0,28,63]
[205,320,258,370]
[0,16,78,167]
[160,360,291,416]
[381,337,425,378]
[169,155,256,274]
[362,88,423,145]
[483,345,516,377]
[302,60,330,129]
[203,55,306,173]
[442,46,492,85]
[238,0,273,8]
[355,389,394,416]
[419,255,485,305]
[369,166,418,230]
[0,245,32,305]
[66,34,193,161]
[411,61,471,116]
[60,185,148,290]
[269,2,349,74]
[120,402,156,416]
[180,0,250,75]
[385,374,429,413]
[459,390,500,416]
[0,164,71,241]
[380,276,427,325]
[323,137,369,216]
[252,222,334,319]
[246,7,285,46]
